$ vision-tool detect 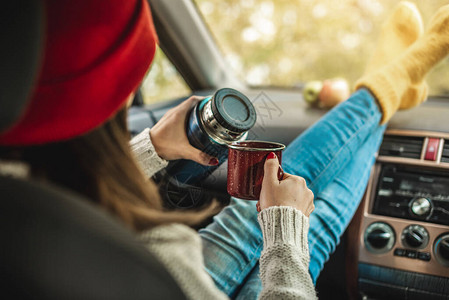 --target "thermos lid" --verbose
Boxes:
[211,88,257,133]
